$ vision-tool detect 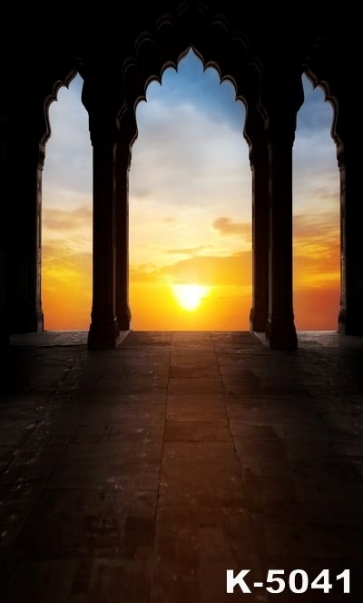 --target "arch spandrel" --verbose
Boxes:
[116,15,264,129]
[303,38,343,149]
